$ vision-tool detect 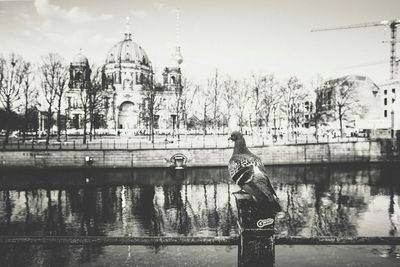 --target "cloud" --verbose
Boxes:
[131,10,148,19]
[34,0,113,24]
[154,2,178,13]
[154,2,165,10]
